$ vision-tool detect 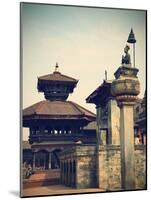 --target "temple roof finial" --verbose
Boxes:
[105,70,107,80]
[127,28,136,44]
[127,28,136,68]
[55,62,59,72]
